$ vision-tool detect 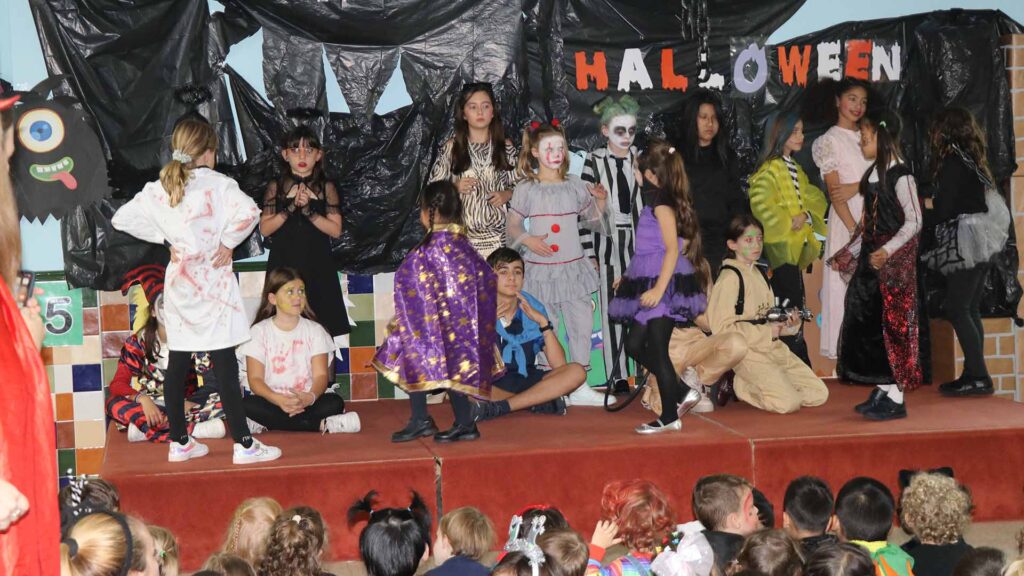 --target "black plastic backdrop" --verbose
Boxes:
[27,0,1023,317]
